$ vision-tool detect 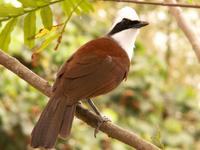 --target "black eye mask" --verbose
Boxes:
[108,18,148,35]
